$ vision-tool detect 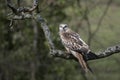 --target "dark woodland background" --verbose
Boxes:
[0,0,120,80]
